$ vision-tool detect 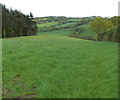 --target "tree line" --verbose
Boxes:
[1,4,38,38]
